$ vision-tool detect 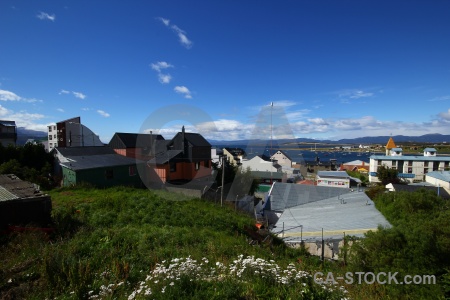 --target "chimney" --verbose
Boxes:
[182,126,185,154]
